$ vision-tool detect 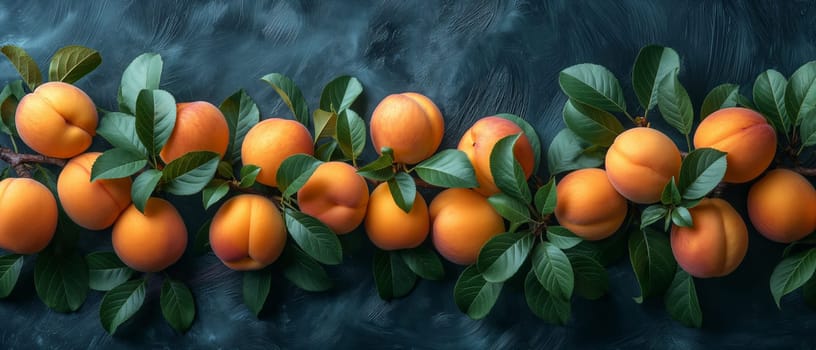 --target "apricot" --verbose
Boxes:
[370,92,444,164]
[554,168,627,240]
[693,107,776,183]
[112,197,187,272]
[605,127,681,204]
[457,116,535,196]
[671,198,748,278]
[209,194,287,271]
[365,182,429,251]
[0,178,57,254]
[241,118,314,187]
[57,152,132,230]
[15,81,97,158]
[297,162,369,234]
[160,101,230,163]
[430,188,505,265]
[747,169,816,243]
